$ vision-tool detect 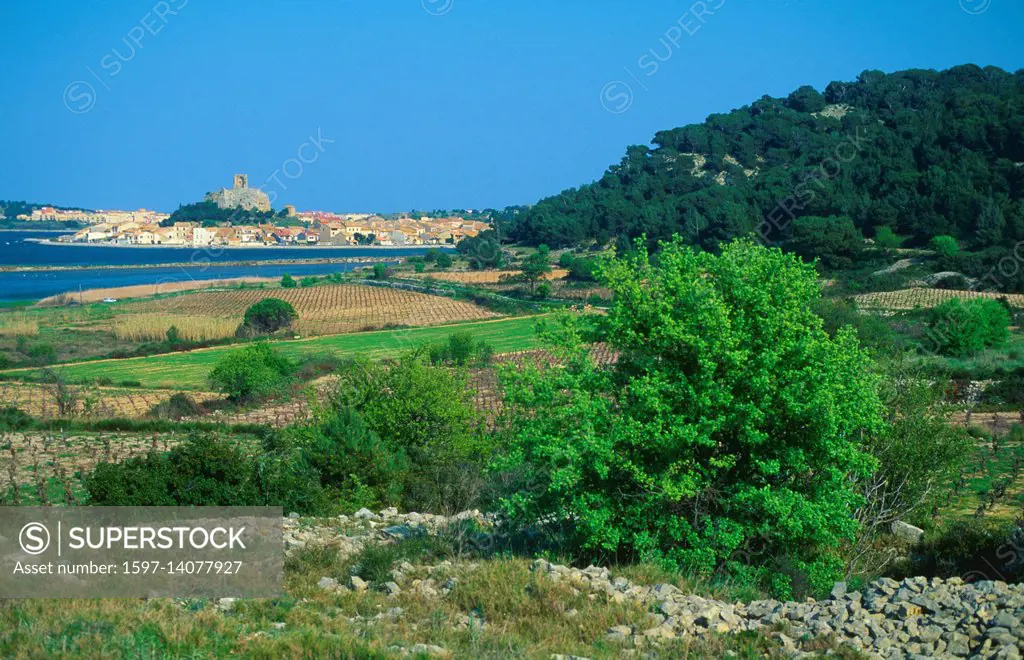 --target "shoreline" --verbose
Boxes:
[0,255,405,273]
[24,237,453,251]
